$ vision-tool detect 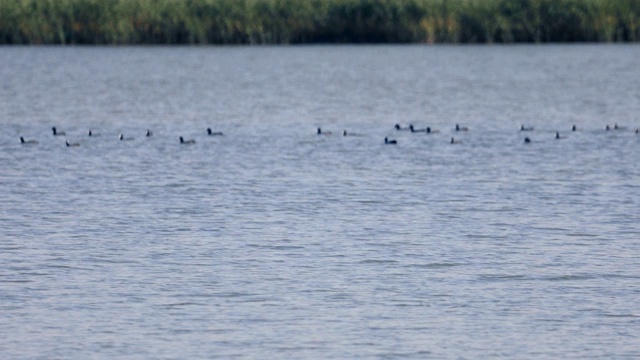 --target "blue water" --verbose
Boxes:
[1,45,639,358]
